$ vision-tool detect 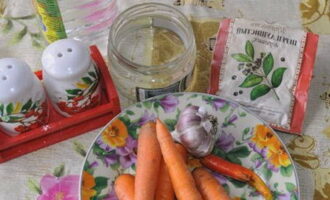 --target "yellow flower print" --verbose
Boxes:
[251,124,280,149]
[267,142,291,168]
[82,171,97,200]
[76,82,89,90]
[13,102,22,114]
[101,119,128,148]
